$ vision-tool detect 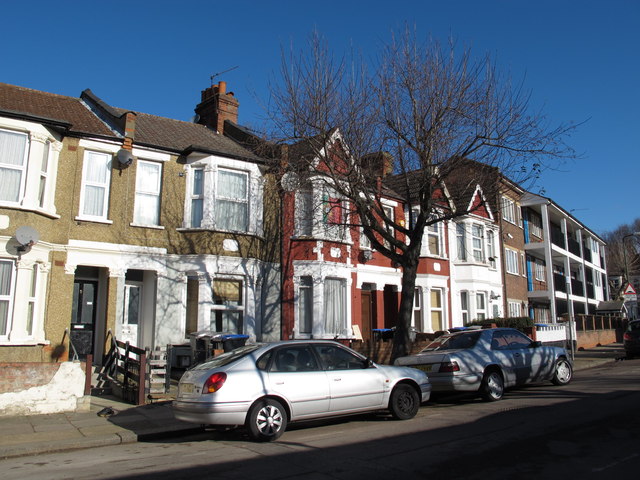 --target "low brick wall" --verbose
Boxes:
[0,361,90,416]
[0,363,62,394]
